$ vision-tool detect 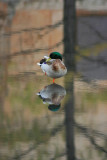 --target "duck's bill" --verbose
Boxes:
[46,58,51,62]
